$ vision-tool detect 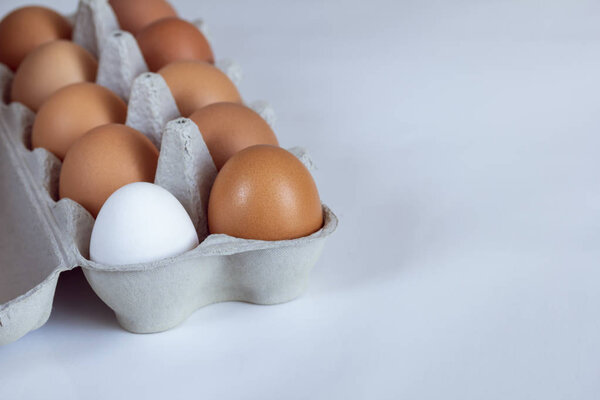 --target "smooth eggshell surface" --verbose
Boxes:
[0,6,72,71]
[59,124,159,217]
[137,17,214,72]
[189,102,279,170]
[108,0,177,35]
[159,61,241,117]
[208,145,324,241]
[90,182,199,266]
[32,83,127,160]
[10,40,98,112]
